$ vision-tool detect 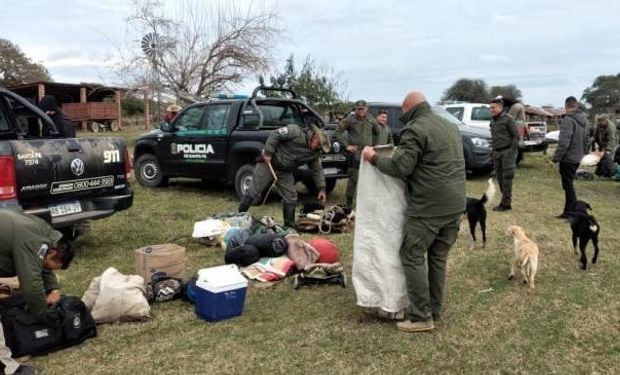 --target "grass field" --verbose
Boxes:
[29,143,620,374]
